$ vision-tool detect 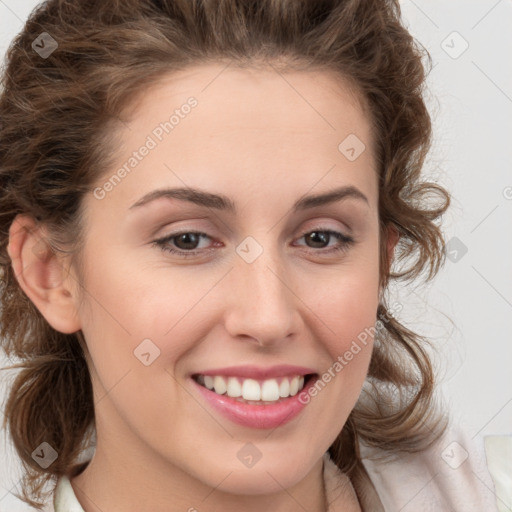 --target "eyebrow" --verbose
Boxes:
[128,184,369,213]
